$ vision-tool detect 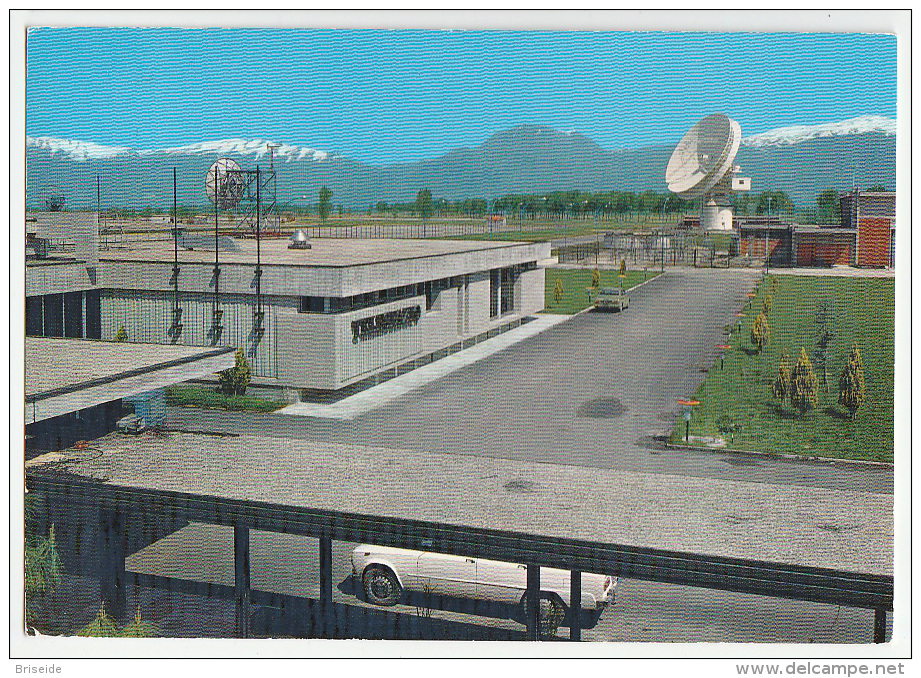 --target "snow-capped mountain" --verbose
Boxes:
[25,117,896,209]
[27,136,131,161]
[742,115,896,147]
[26,136,334,163]
[149,139,334,162]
